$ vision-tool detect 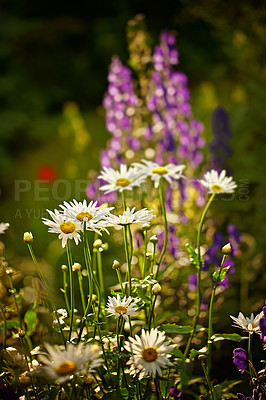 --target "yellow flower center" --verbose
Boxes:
[115,178,131,187]
[76,212,93,222]
[142,347,158,362]
[55,361,77,376]
[151,167,168,176]
[211,184,223,193]
[59,222,76,234]
[115,305,128,315]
